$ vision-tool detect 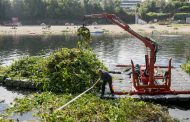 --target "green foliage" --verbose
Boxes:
[0,66,8,75]
[138,0,157,20]
[4,92,176,122]
[0,0,129,24]
[138,0,190,22]
[4,48,105,93]
[146,12,171,21]
[182,58,190,74]
[171,1,190,10]
[6,57,46,79]
[178,6,190,12]
[77,26,91,49]
[174,13,190,20]
[45,48,105,93]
